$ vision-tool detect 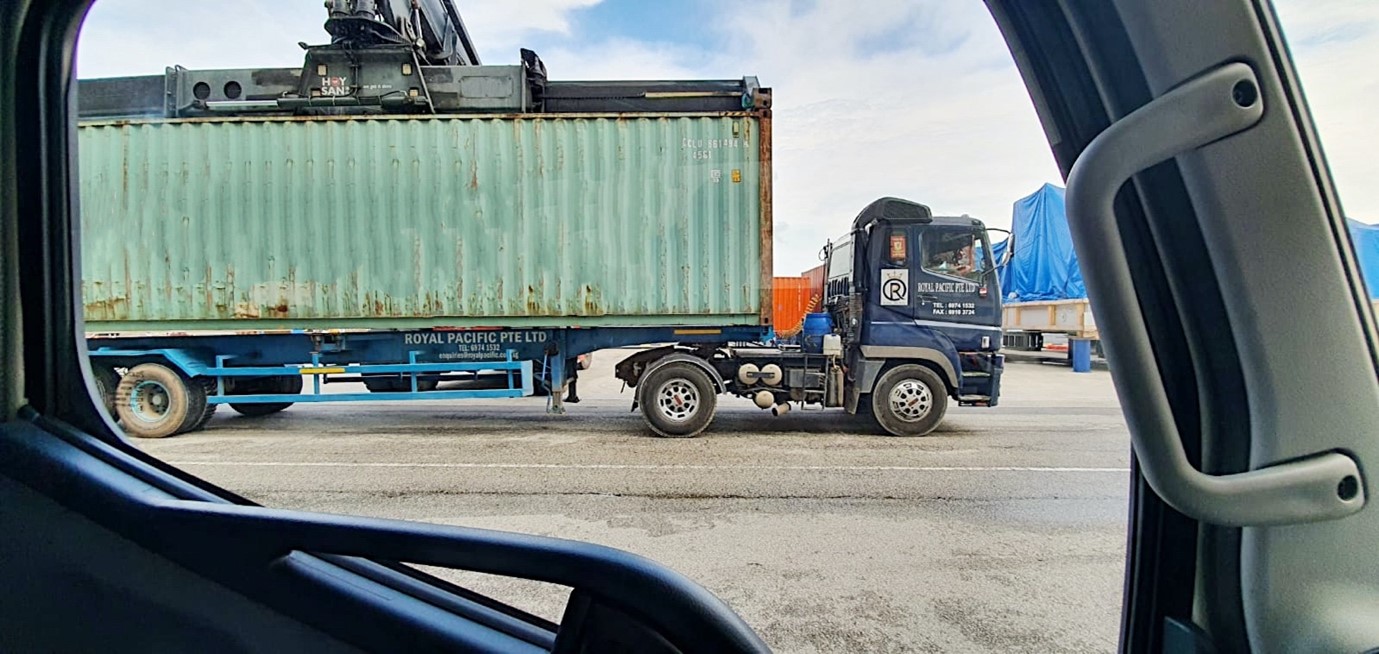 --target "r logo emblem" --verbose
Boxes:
[880,269,909,306]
